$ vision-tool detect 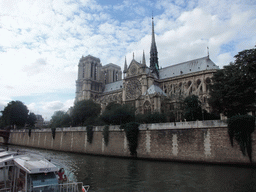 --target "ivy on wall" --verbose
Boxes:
[228,115,255,163]
[103,125,109,146]
[51,128,56,140]
[120,122,140,156]
[87,125,93,144]
[28,128,31,137]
